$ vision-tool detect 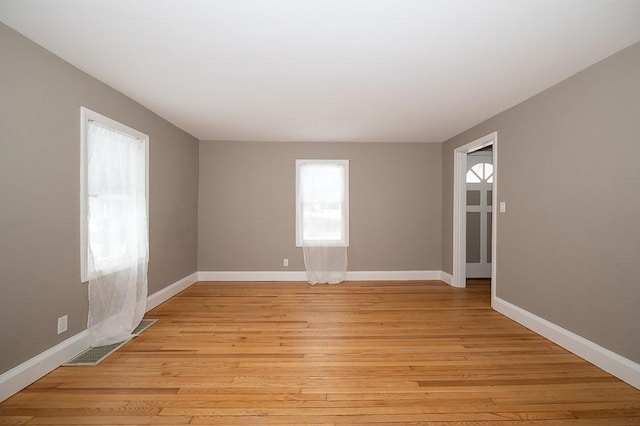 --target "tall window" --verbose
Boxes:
[296,159,349,247]
[80,107,149,282]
